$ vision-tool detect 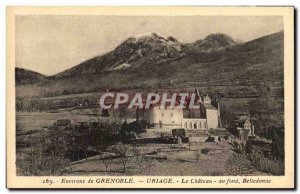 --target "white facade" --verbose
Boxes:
[150,106,183,132]
[149,106,219,133]
[236,118,255,141]
[206,109,219,129]
[182,118,207,130]
[147,94,220,132]
[243,119,255,137]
